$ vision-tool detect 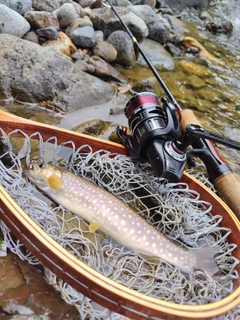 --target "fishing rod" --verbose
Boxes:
[104,0,240,218]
